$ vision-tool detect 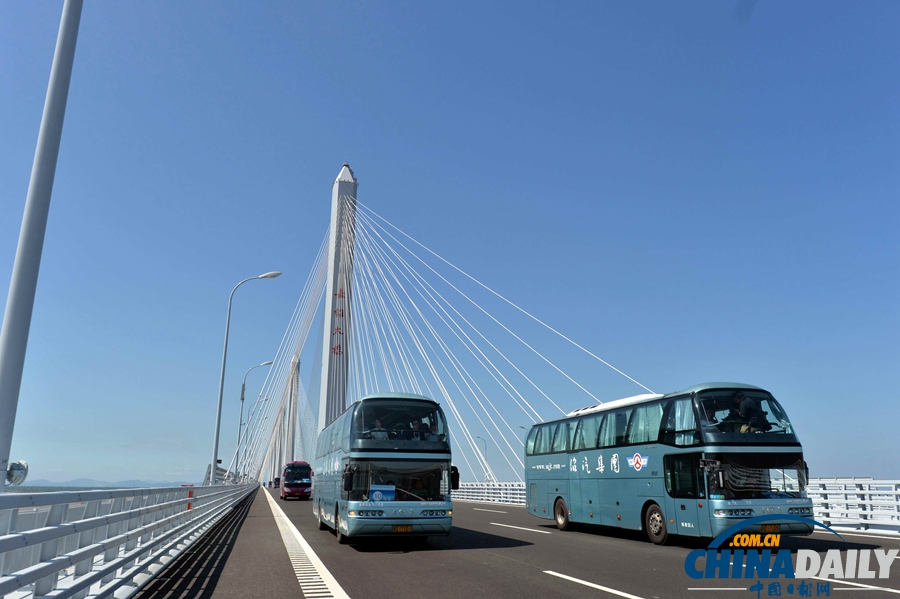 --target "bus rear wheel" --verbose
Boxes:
[645,504,667,545]
[554,498,571,531]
